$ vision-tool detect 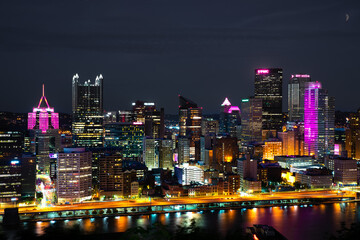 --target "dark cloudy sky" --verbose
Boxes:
[0,0,359,114]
